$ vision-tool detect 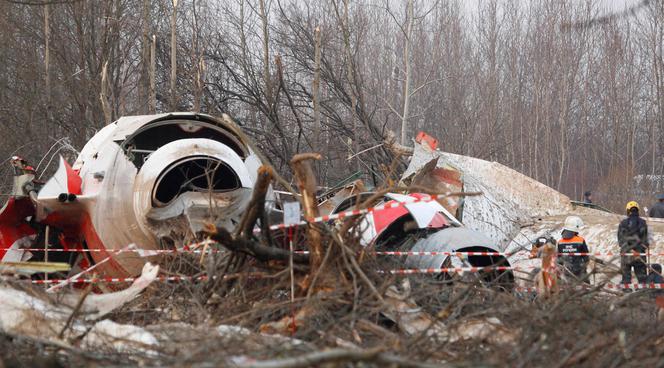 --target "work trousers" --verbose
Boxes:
[620,255,647,284]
